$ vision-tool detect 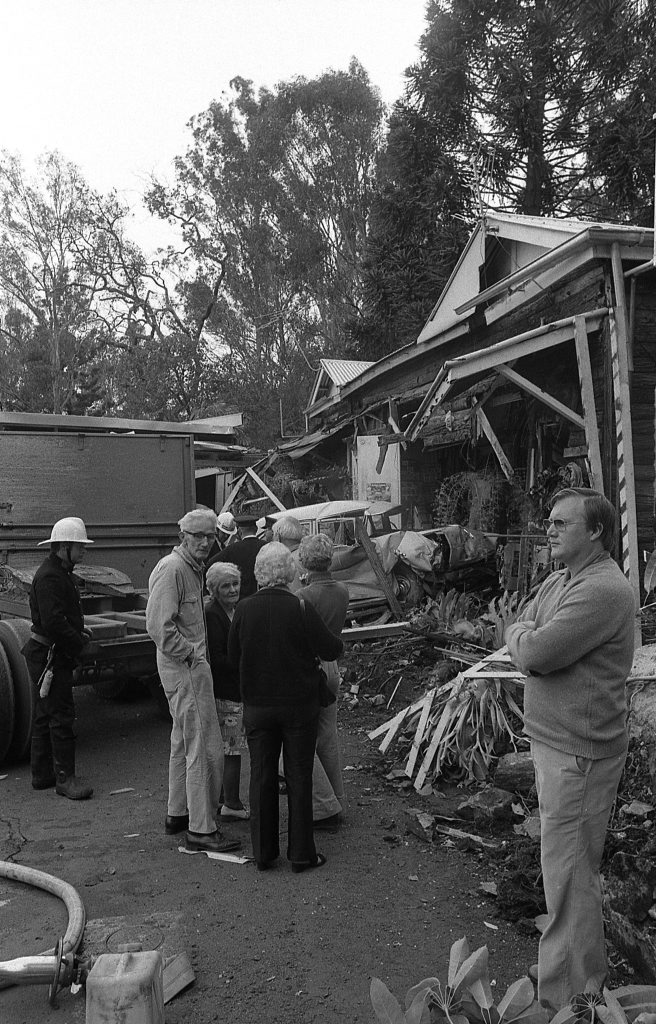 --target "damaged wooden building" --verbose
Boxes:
[271,212,656,606]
